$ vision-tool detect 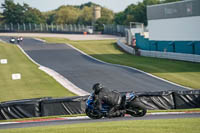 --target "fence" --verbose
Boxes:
[103,24,128,36]
[0,23,91,33]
